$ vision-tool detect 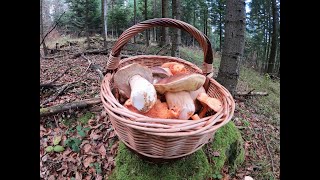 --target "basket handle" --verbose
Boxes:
[107,18,214,74]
